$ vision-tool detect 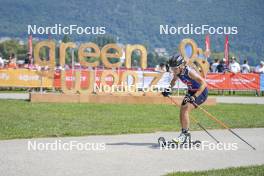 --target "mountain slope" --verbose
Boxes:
[0,0,263,64]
